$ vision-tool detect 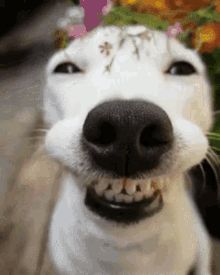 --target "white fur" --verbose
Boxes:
[44,26,213,274]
